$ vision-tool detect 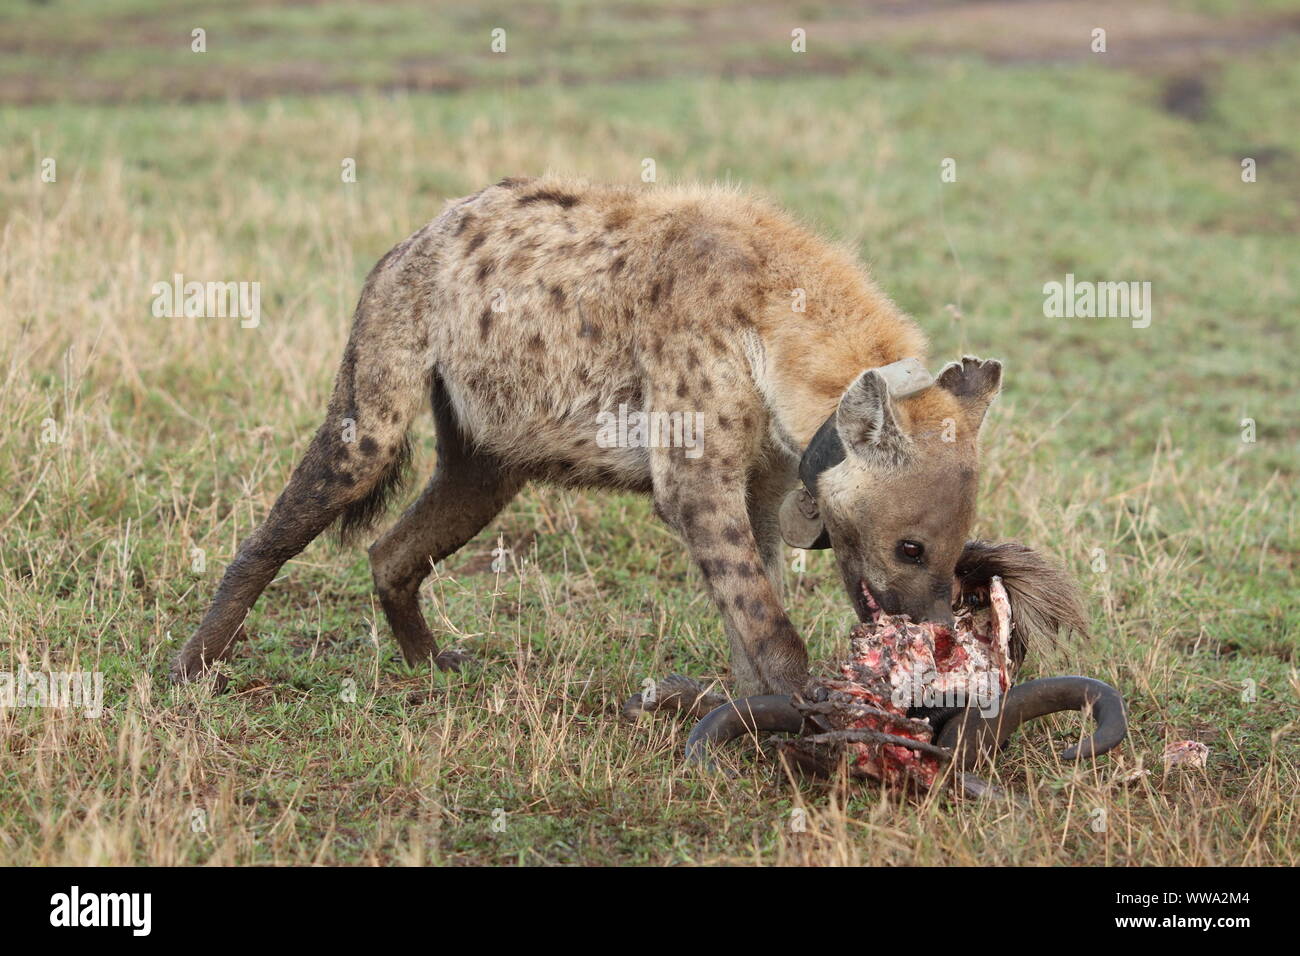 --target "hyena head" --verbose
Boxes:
[784,356,1003,627]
